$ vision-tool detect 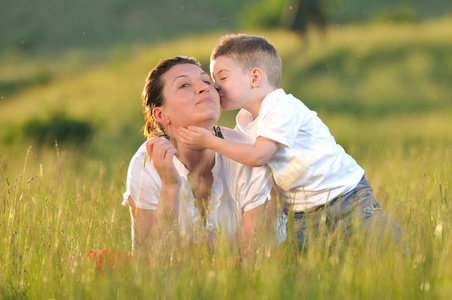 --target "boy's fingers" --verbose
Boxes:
[178,127,189,134]
[181,126,201,134]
